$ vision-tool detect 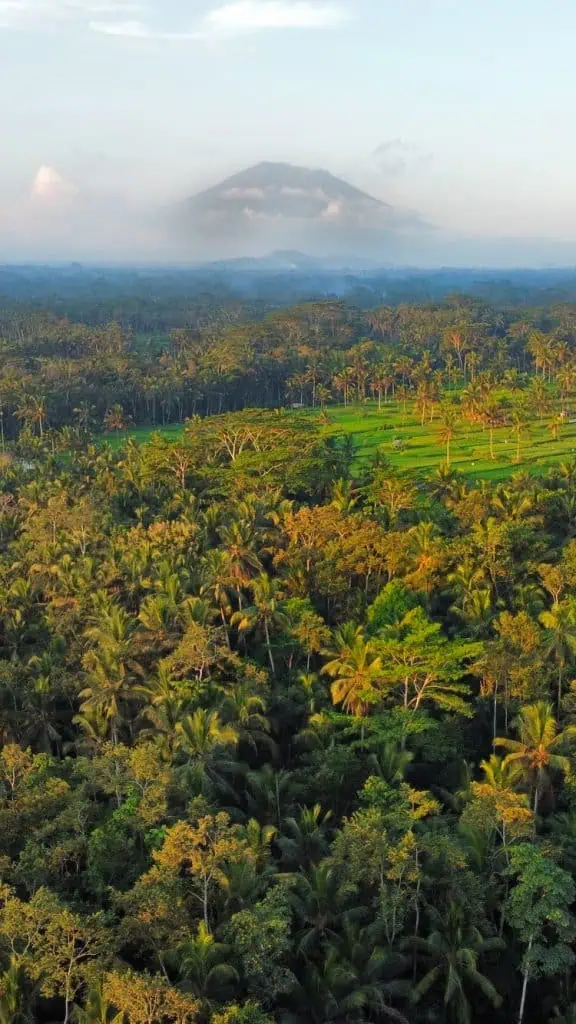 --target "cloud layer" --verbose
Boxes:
[205,1,348,33]
[0,0,140,28]
[0,0,349,38]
